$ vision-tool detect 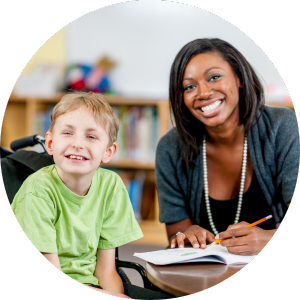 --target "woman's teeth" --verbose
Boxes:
[201,100,222,113]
